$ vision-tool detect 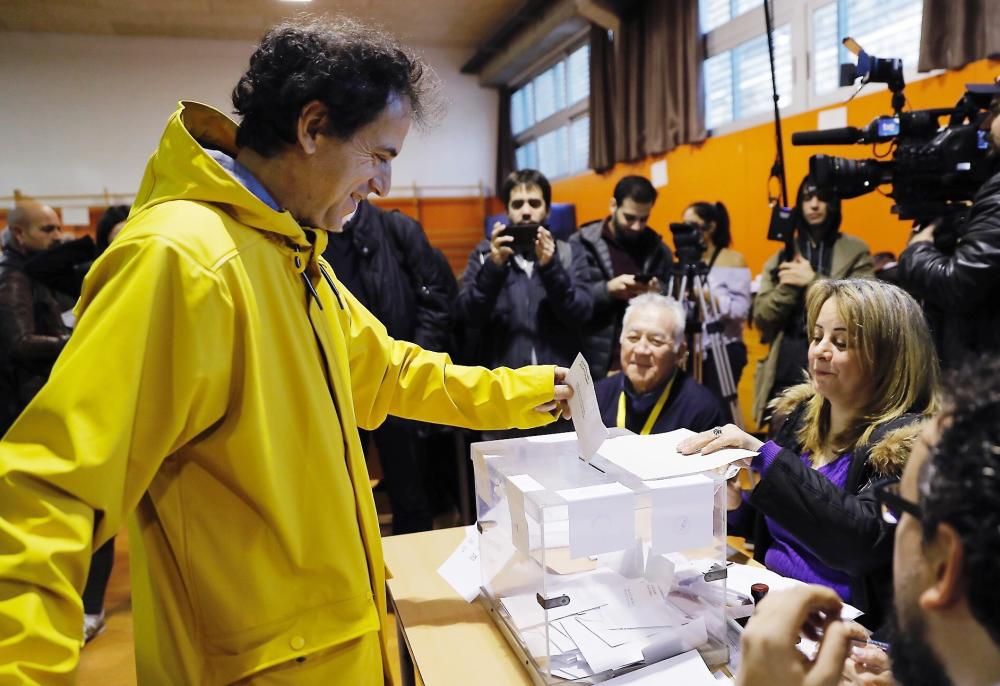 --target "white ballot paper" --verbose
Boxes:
[506,474,545,553]
[557,482,635,558]
[601,649,716,685]
[566,353,609,461]
[436,525,481,602]
[645,475,714,554]
[598,430,756,481]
